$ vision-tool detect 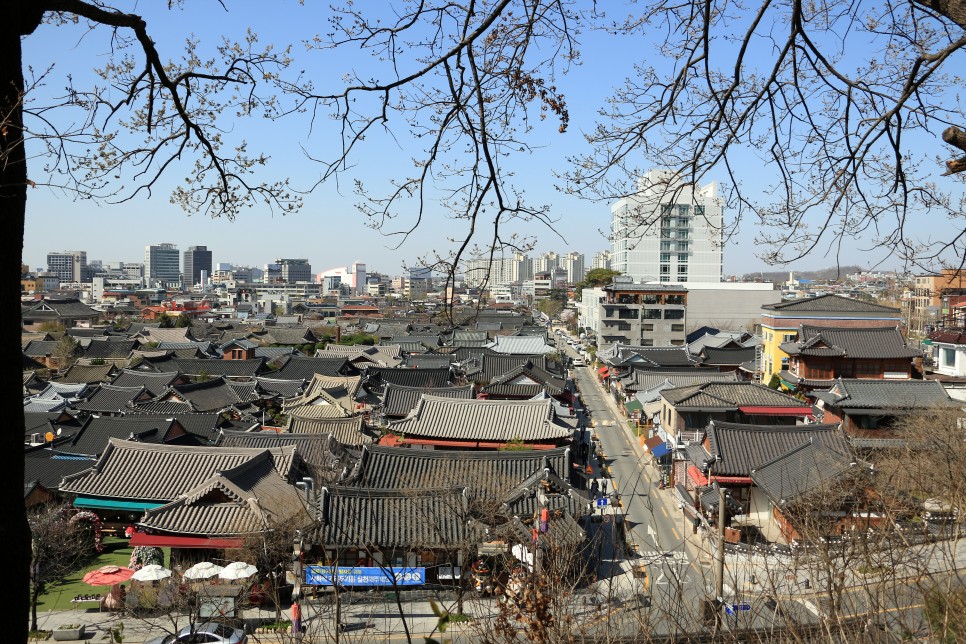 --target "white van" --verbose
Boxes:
[573,358,586,367]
